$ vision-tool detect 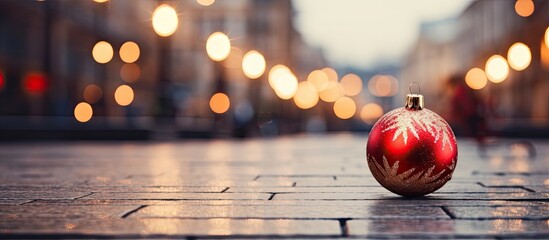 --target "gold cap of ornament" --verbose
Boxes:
[405,82,424,110]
